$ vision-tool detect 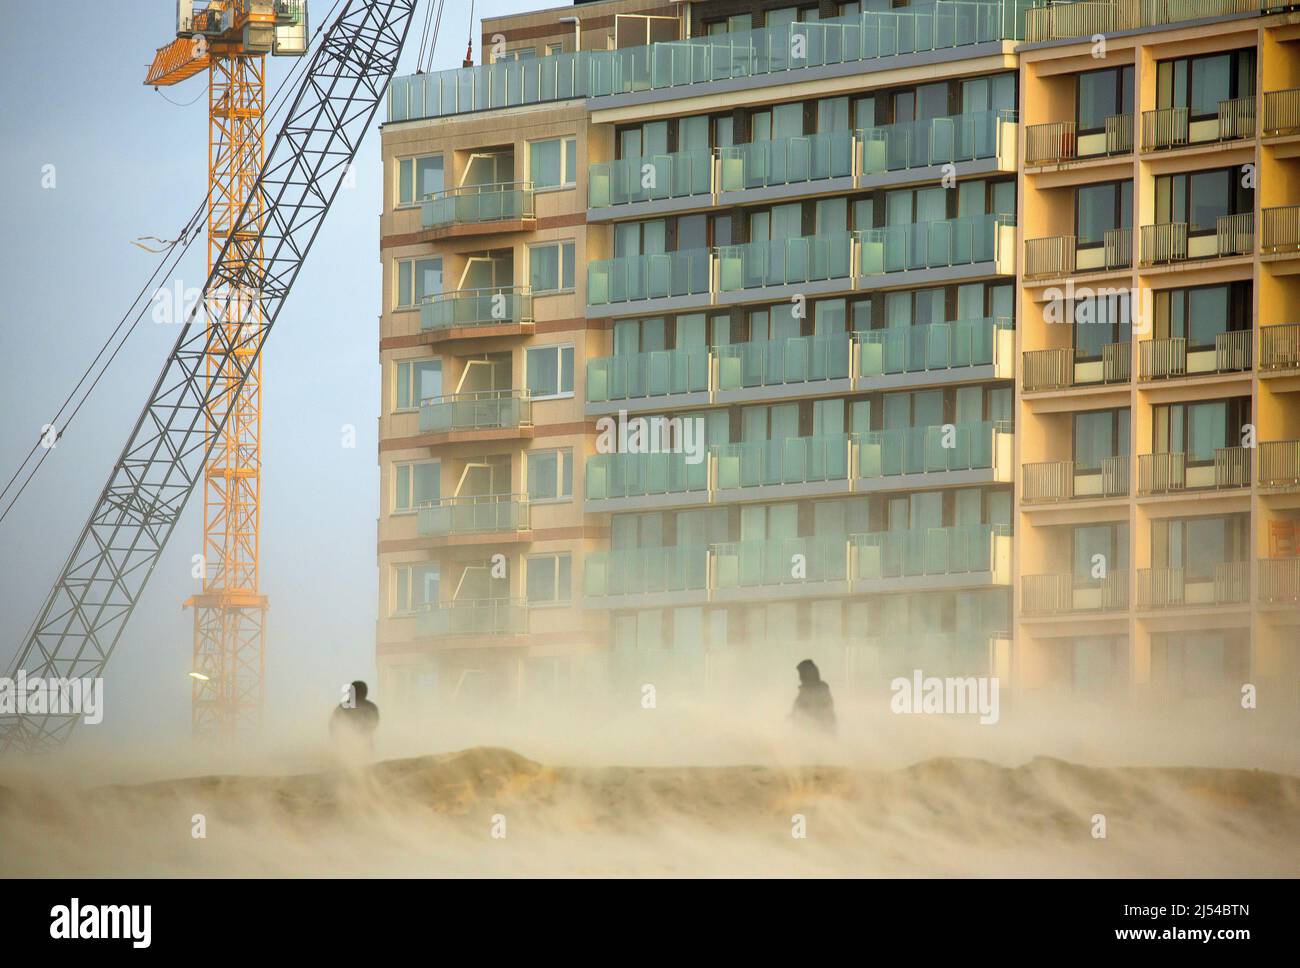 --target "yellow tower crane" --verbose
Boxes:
[146,1,309,740]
